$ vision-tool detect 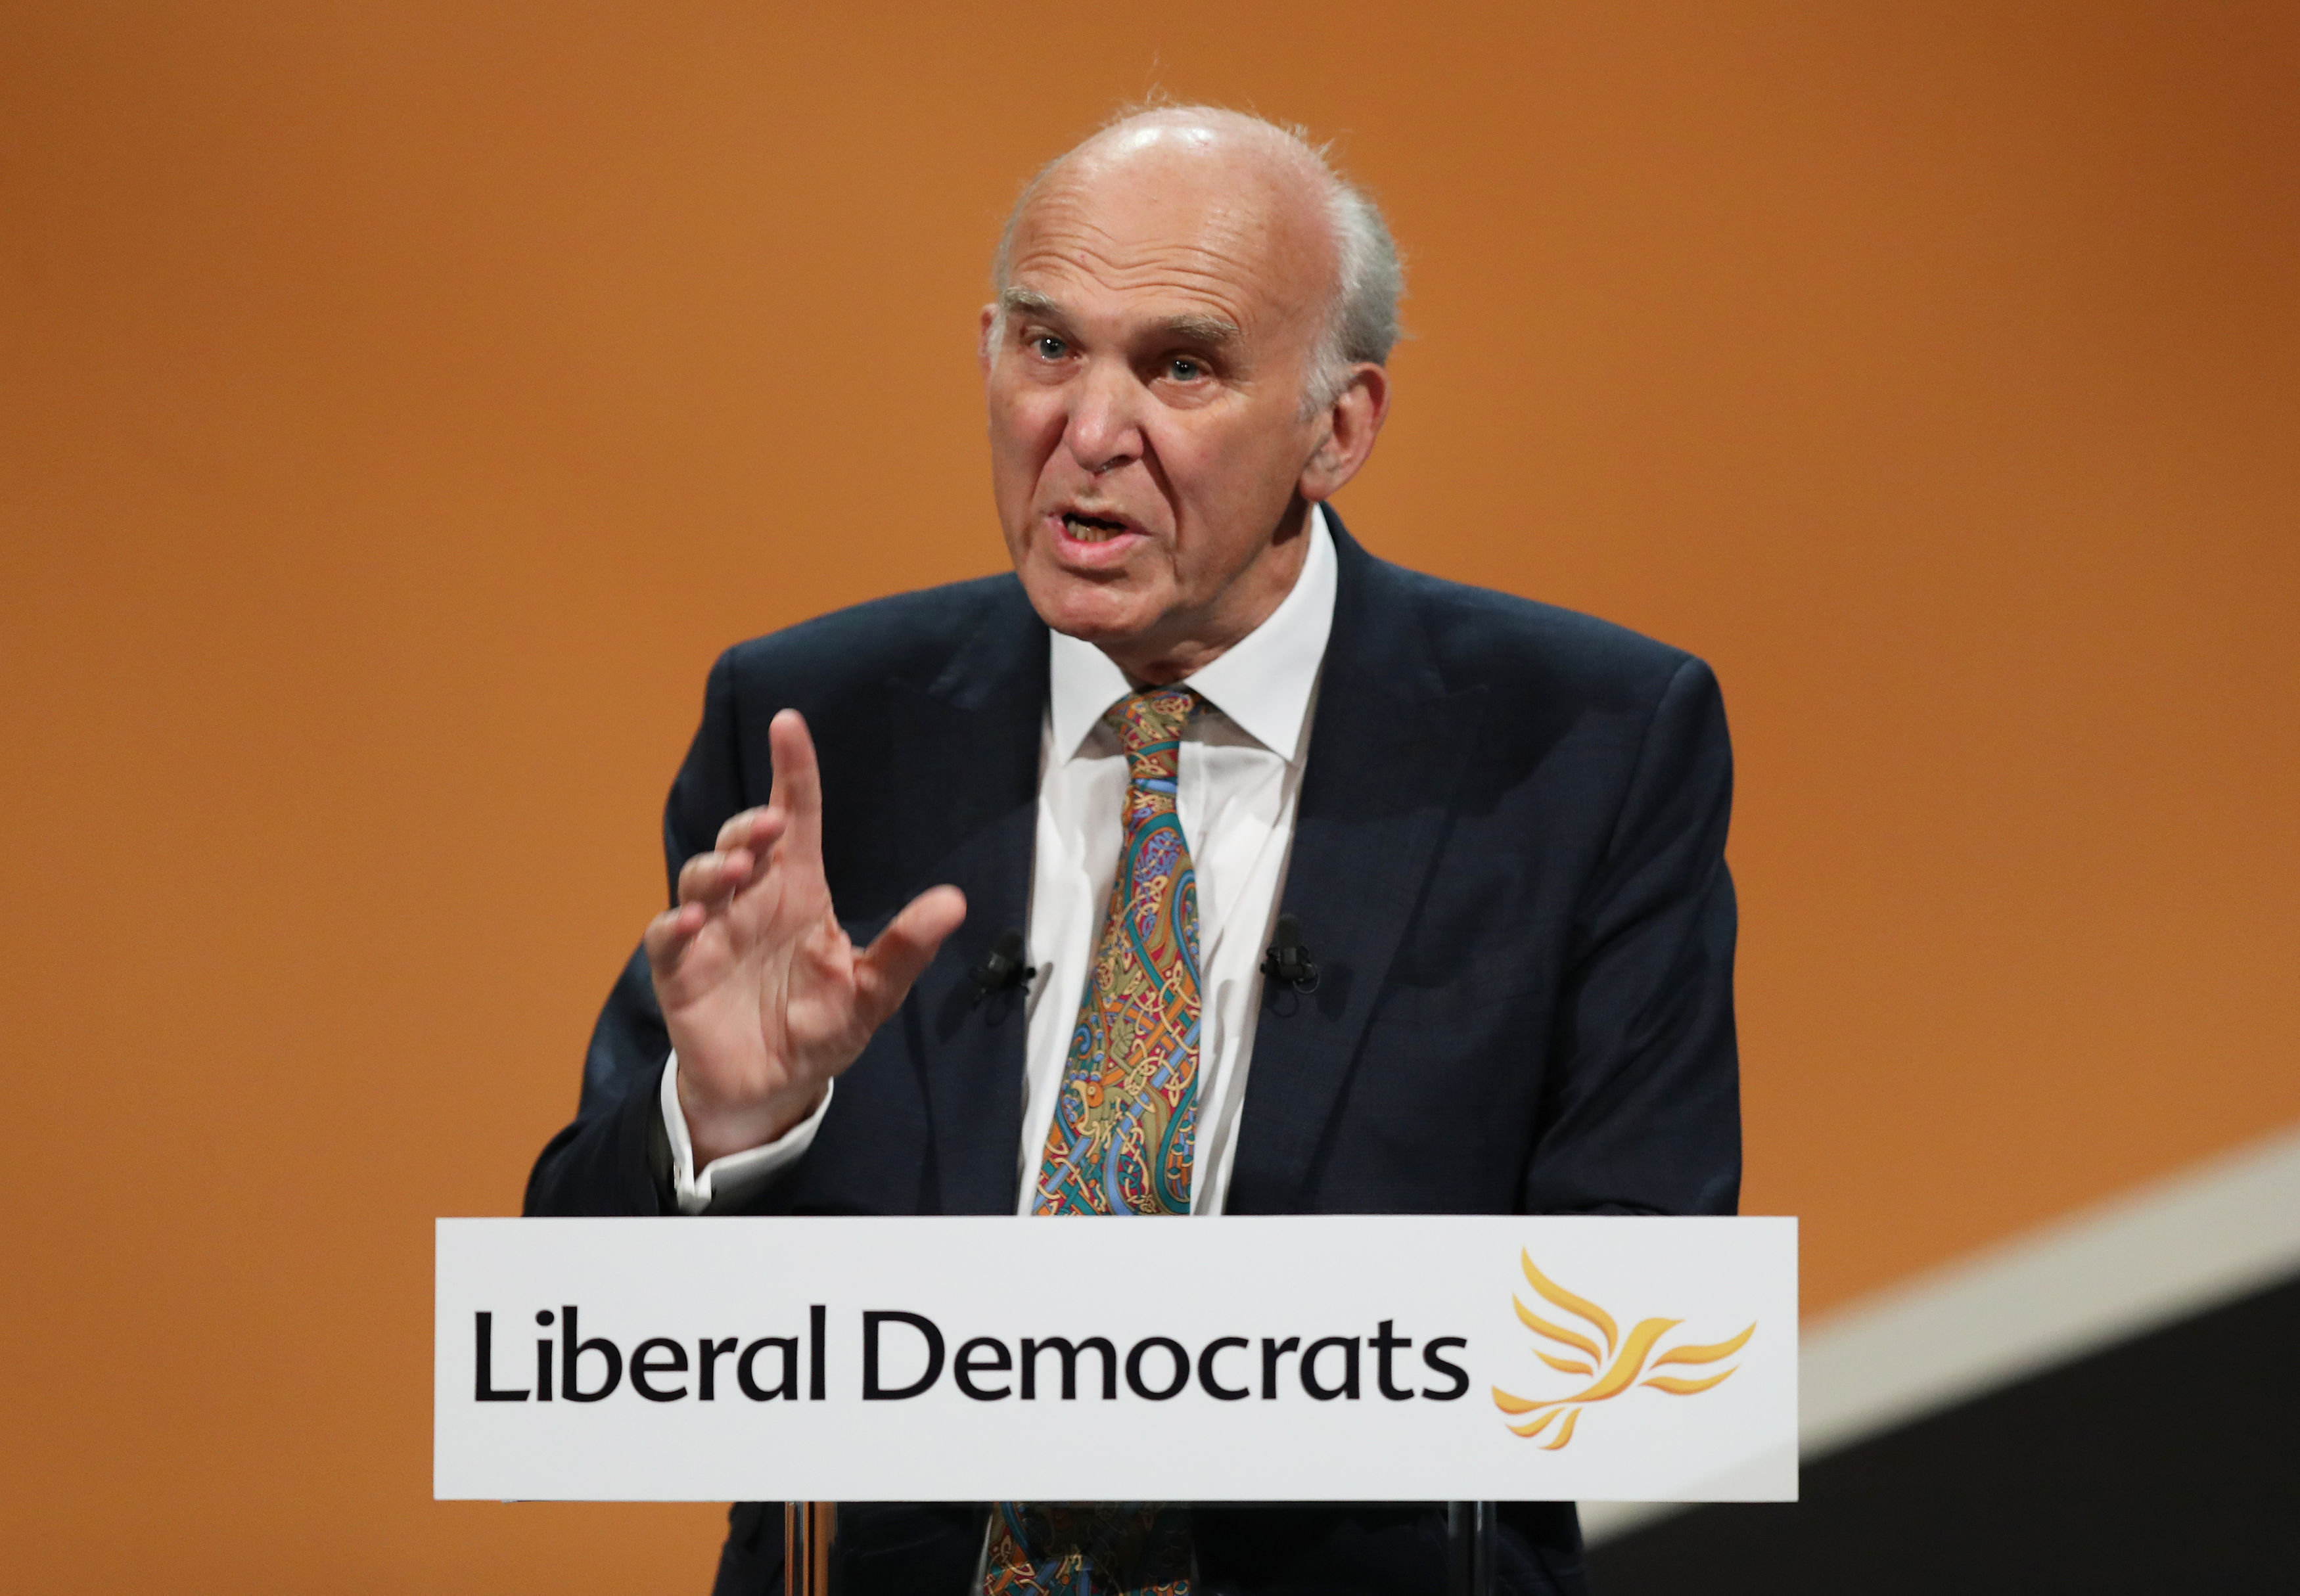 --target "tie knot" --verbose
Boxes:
[1104,686,1199,754]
